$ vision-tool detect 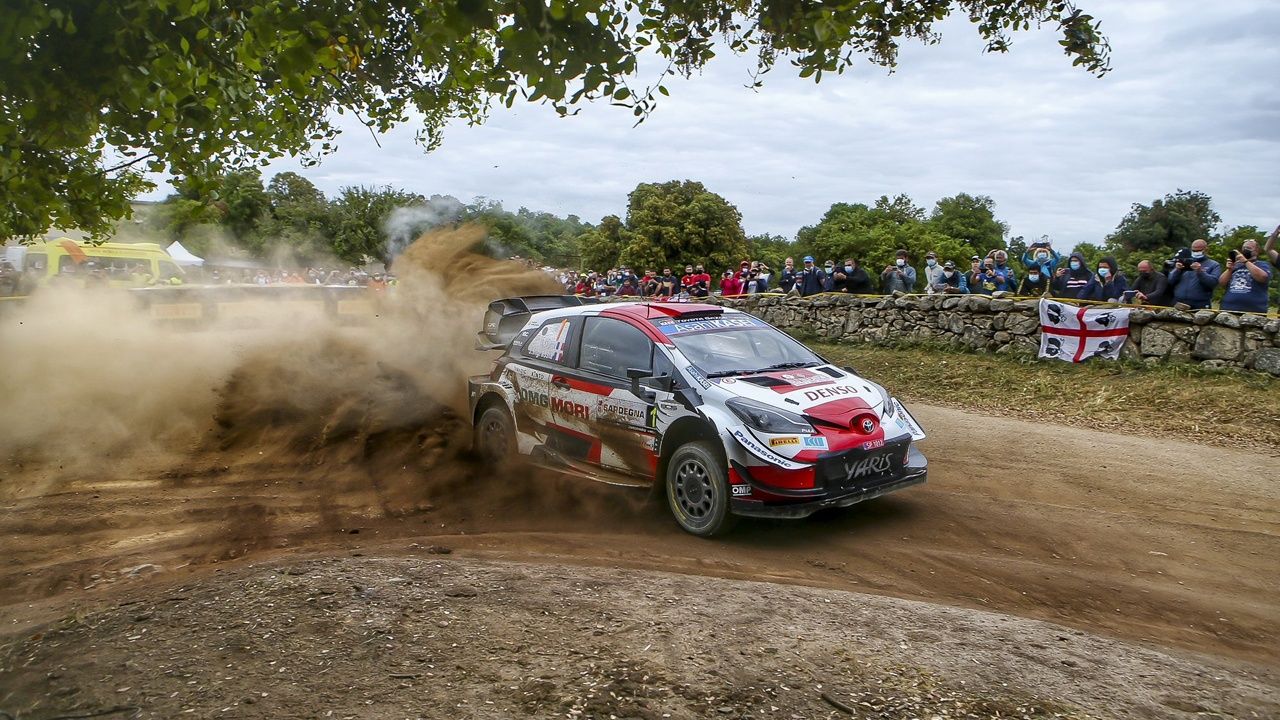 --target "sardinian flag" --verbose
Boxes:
[1038,299,1131,362]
